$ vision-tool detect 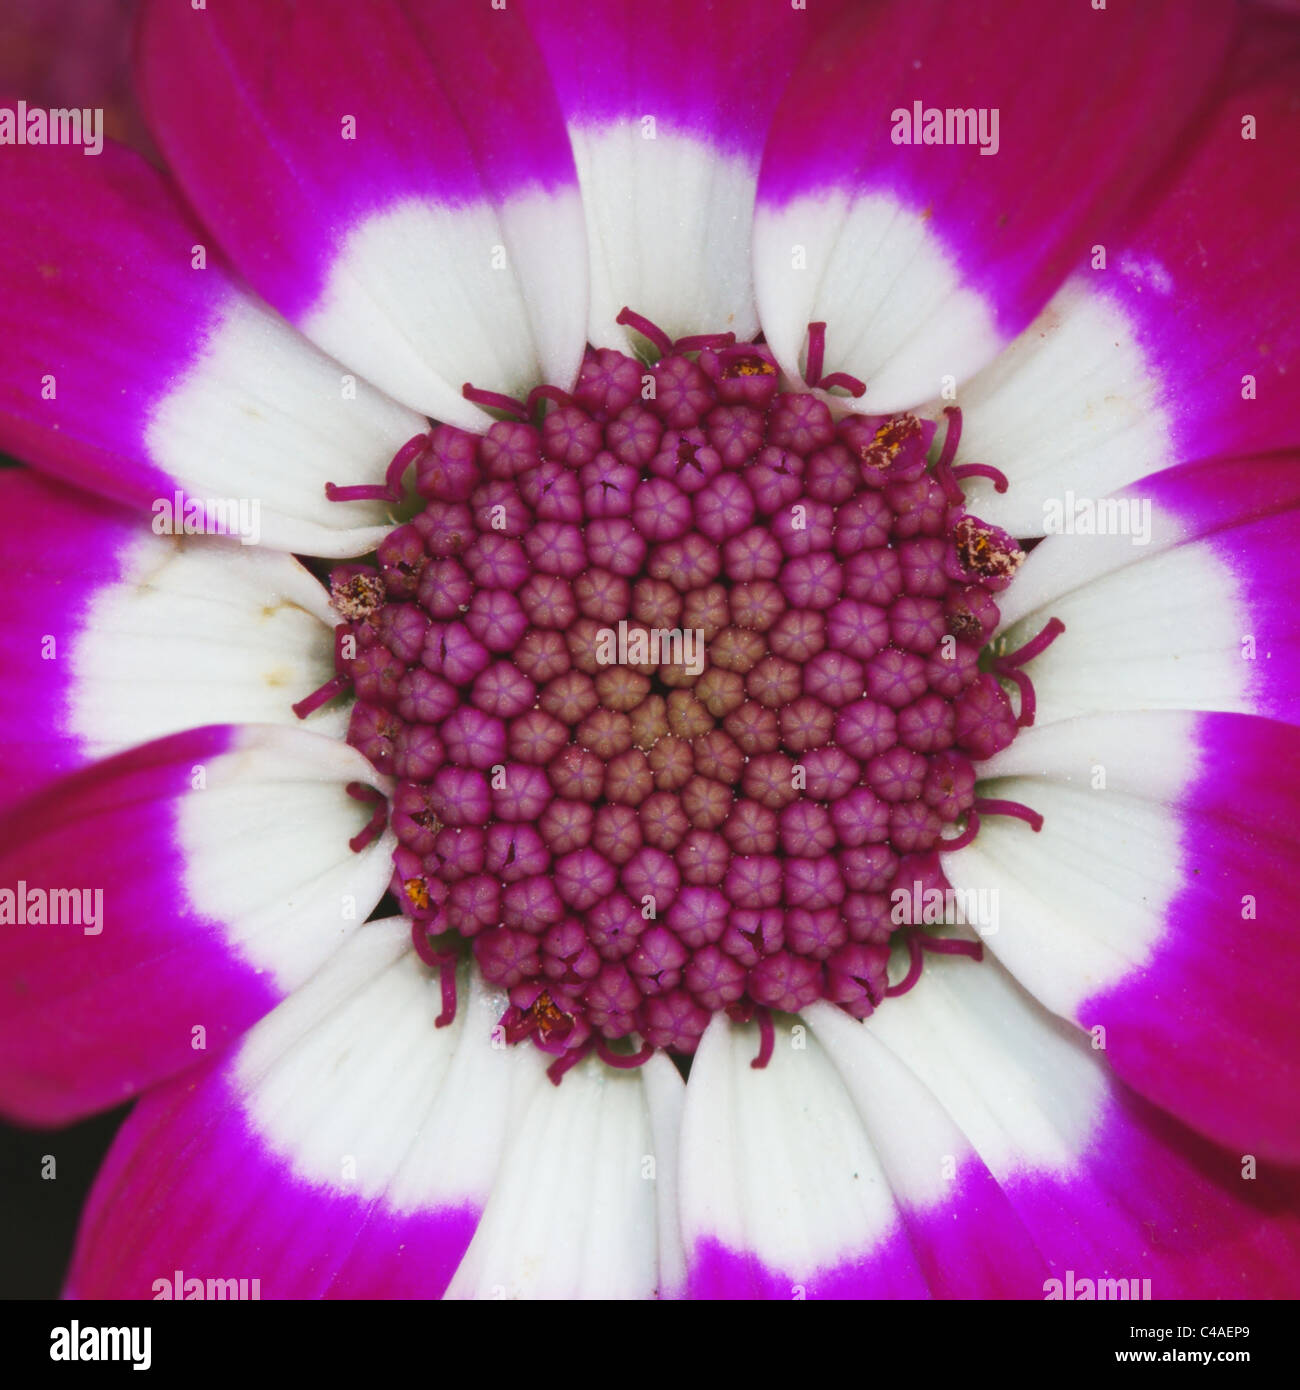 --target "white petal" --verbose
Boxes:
[640,1052,688,1297]
[148,296,425,556]
[859,951,1109,1178]
[946,712,1198,1018]
[71,536,345,760]
[998,535,1248,725]
[573,128,760,352]
[236,926,544,1211]
[678,1010,904,1282]
[949,277,1172,536]
[805,1002,977,1210]
[181,725,396,989]
[444,1050,661,1299]
[753,191,1001,413]
[303,193,588,429]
